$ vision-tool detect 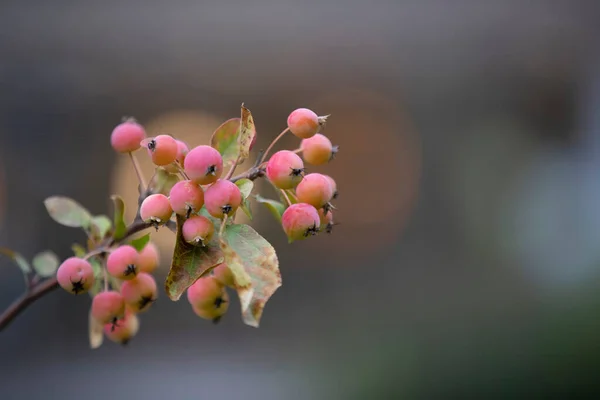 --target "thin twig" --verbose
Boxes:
[280,189,293,207]
[129,152,147,193]
[259,127,289,165]
[224,156,241,180]
[172,162,190,180]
